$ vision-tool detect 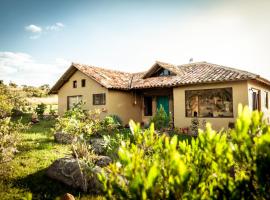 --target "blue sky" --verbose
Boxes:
[1,0,270,86]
